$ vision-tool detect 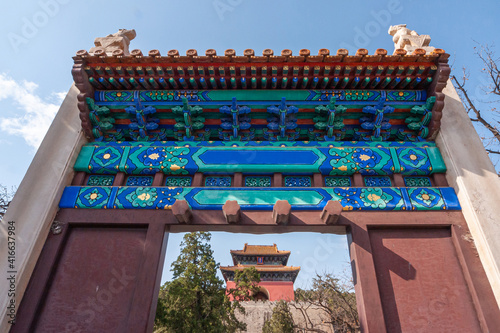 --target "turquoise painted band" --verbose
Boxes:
[94,89,427,104]
[59,186,461,211]
[74,143,446,176]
